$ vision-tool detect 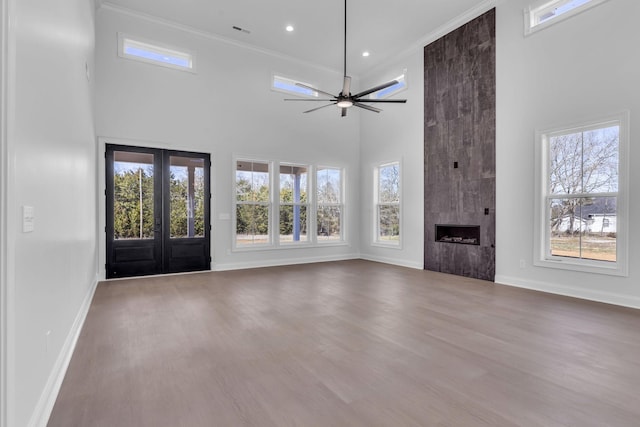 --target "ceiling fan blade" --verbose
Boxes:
[353,79,400,99]
[354,102,382,113]
[284,98,337,102]
[341,108,347,117]
[342,76,351,96]
[295,83,337,99]
[303,103,337,114]
[355,99,407,103]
